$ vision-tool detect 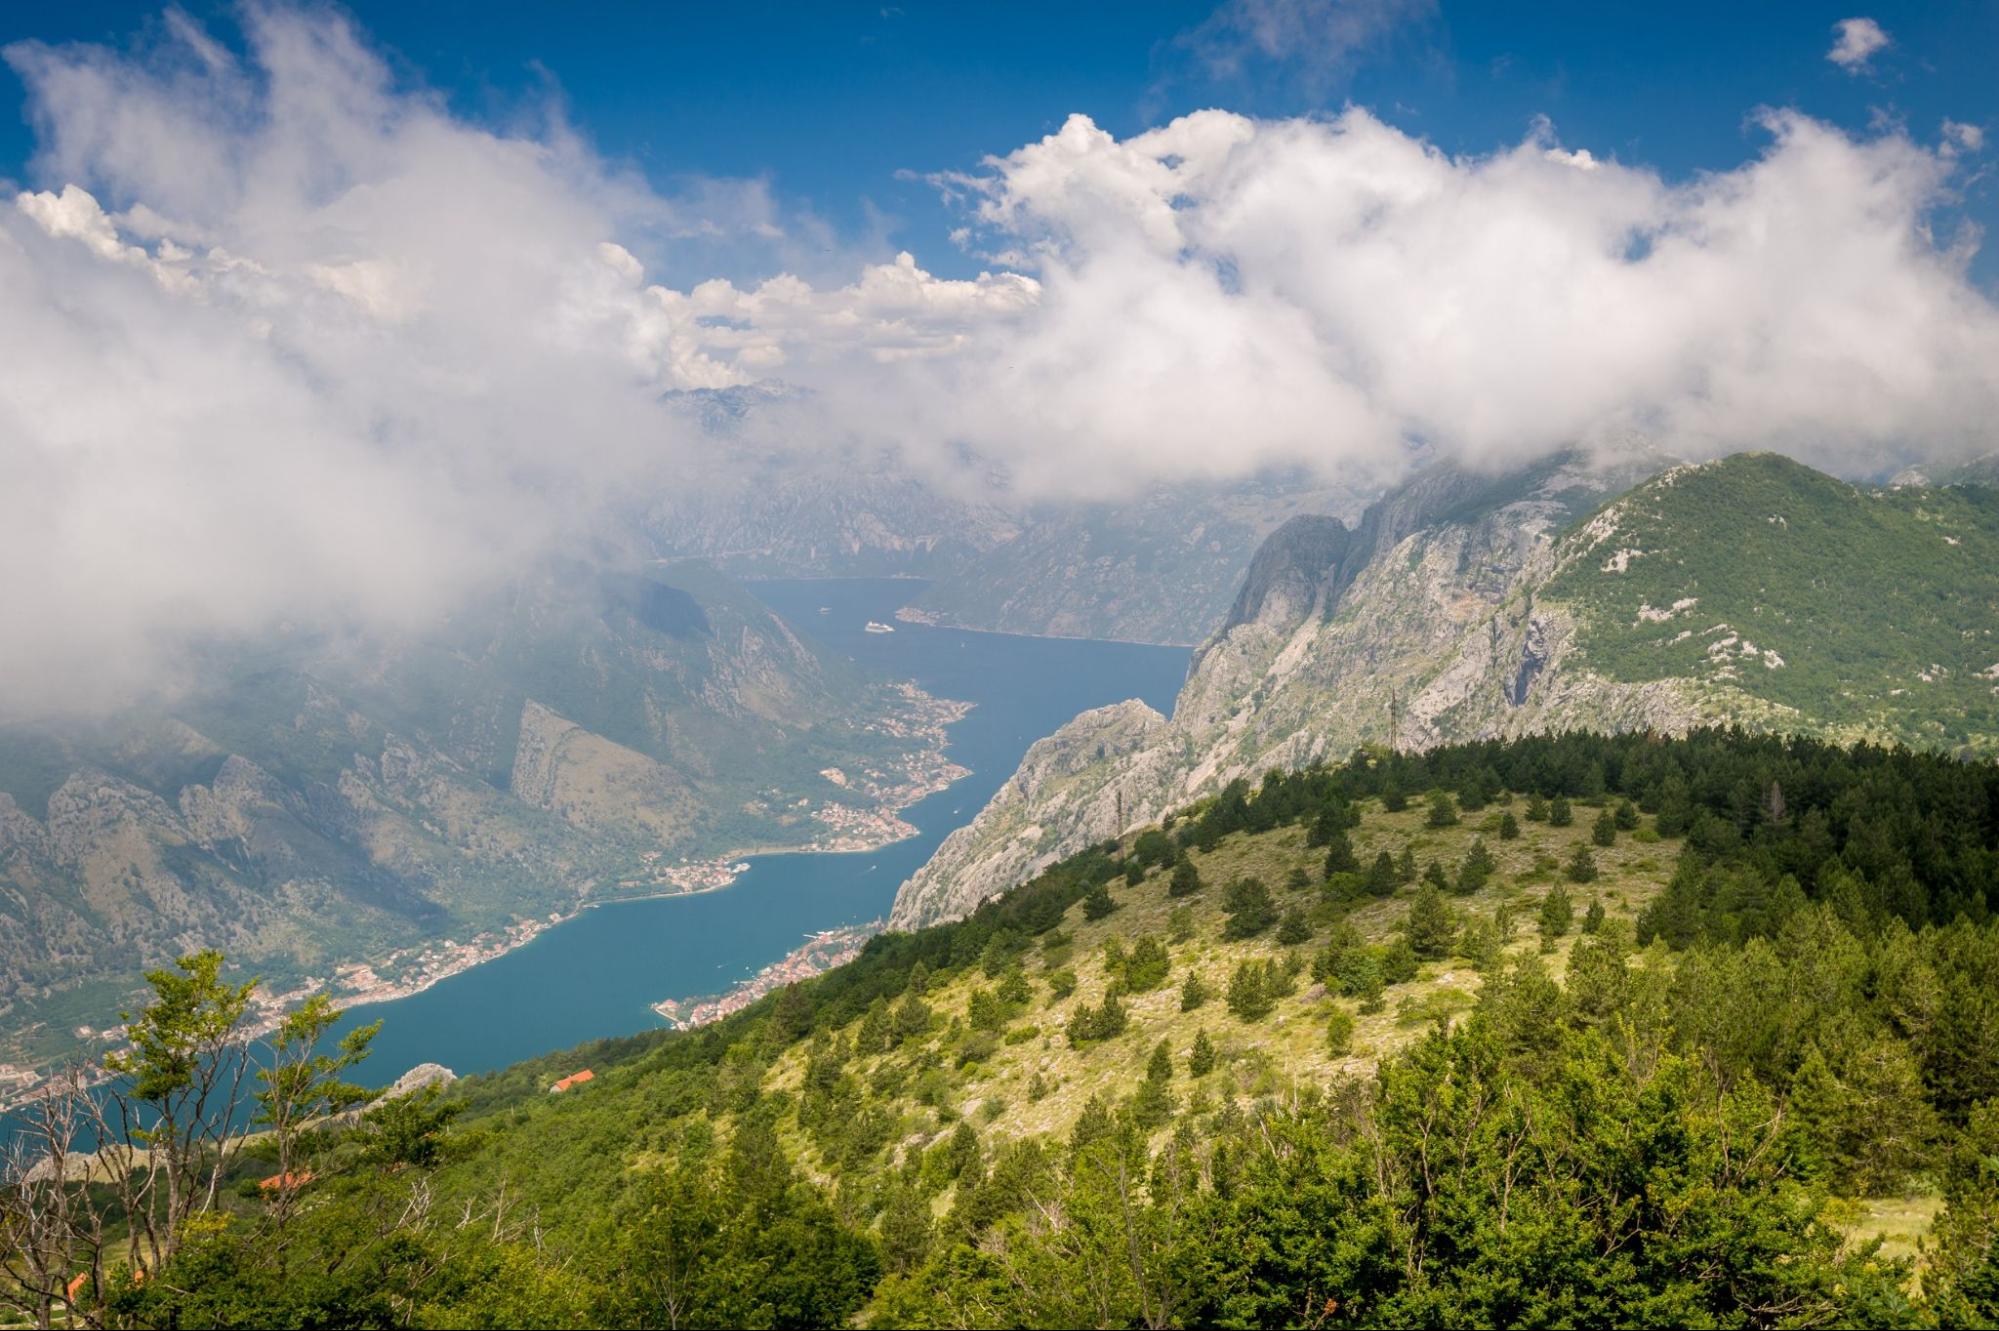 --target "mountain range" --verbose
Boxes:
[0,562,959,1067]
[892,451,1999,928]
